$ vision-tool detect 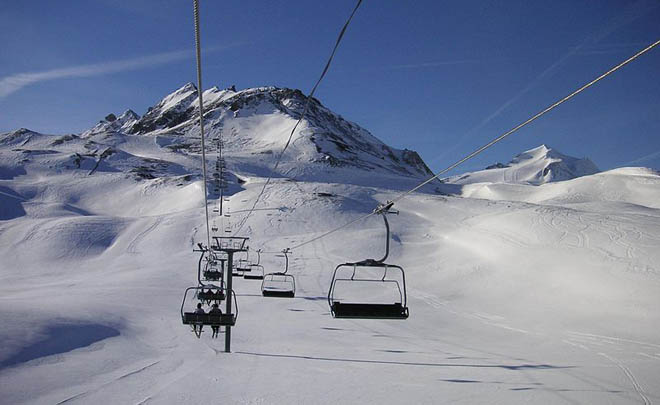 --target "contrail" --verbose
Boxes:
[0,44,242,99]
